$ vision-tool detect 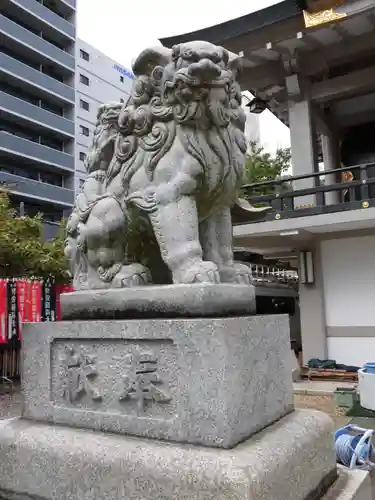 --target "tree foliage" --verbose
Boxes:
[243,141,292,196]
[0,190,69,282]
